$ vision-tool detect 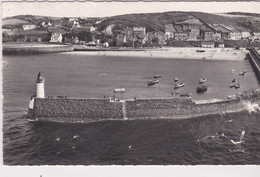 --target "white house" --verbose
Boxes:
[218,43,225,48]
[49,33,62,43]
[241,31,251,38]
[22,24,37,30]
[201,41,214,48]
[230,32,242,40]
